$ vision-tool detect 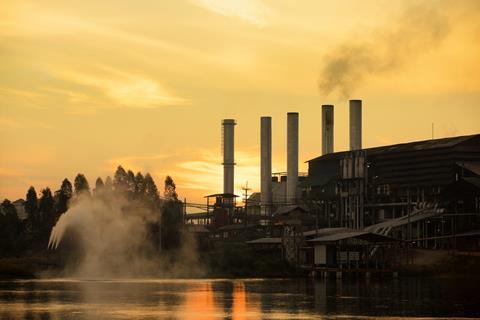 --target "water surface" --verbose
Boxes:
[0,278,479,319]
